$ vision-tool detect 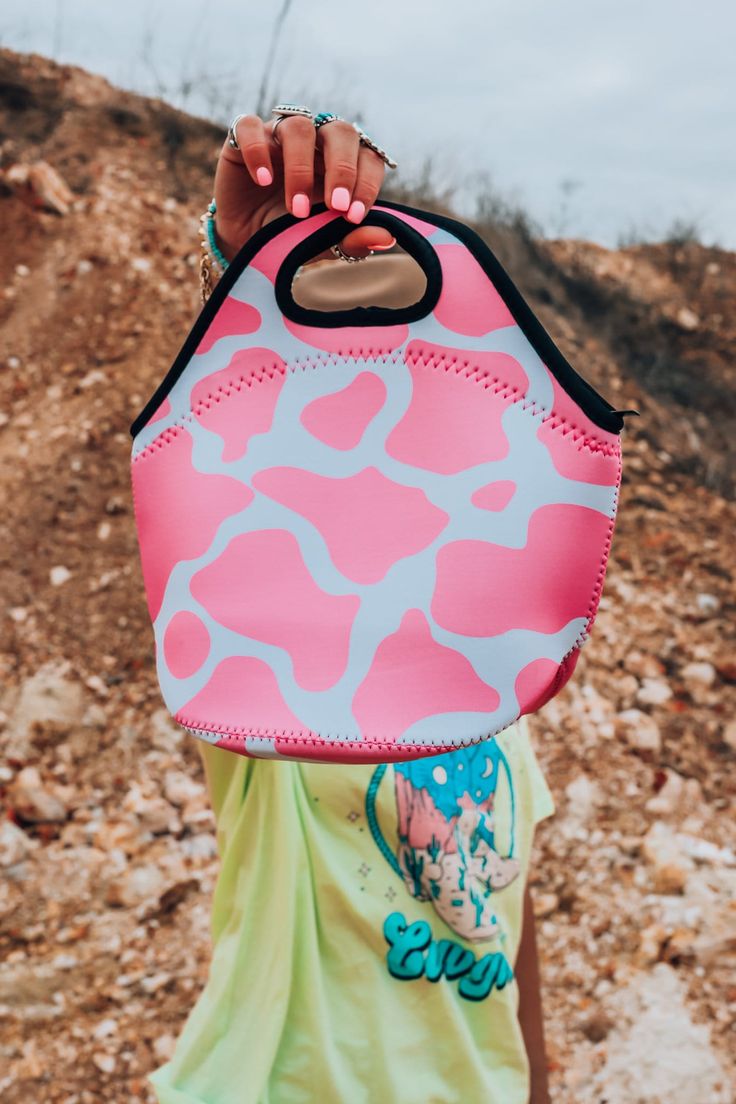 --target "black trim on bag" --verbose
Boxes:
[273,210,442,326]
[130,198,630,438]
